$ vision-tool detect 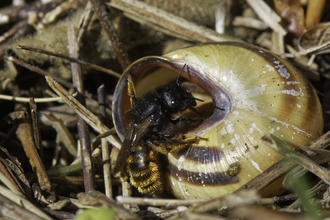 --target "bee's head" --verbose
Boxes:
[157,84,197,114]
